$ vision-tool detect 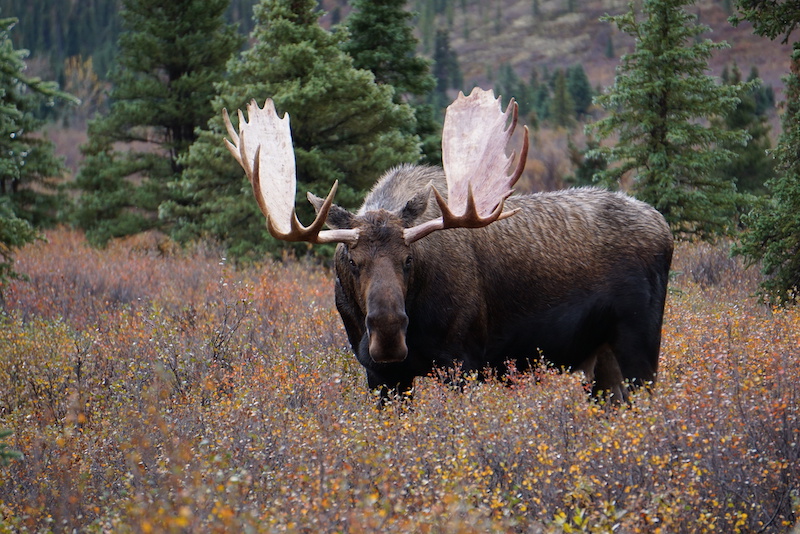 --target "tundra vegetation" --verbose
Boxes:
[0,229,799,532]
[1,0,800,530]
